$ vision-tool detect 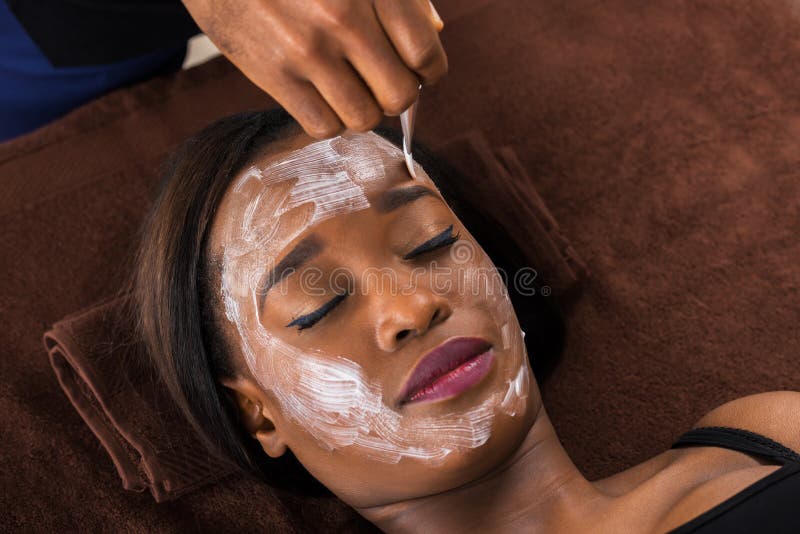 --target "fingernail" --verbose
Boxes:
[428,1,444,30]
